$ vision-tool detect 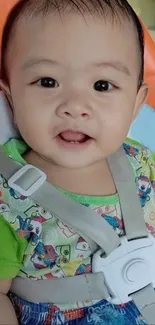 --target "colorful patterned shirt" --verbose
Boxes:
[0,138,155,324]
